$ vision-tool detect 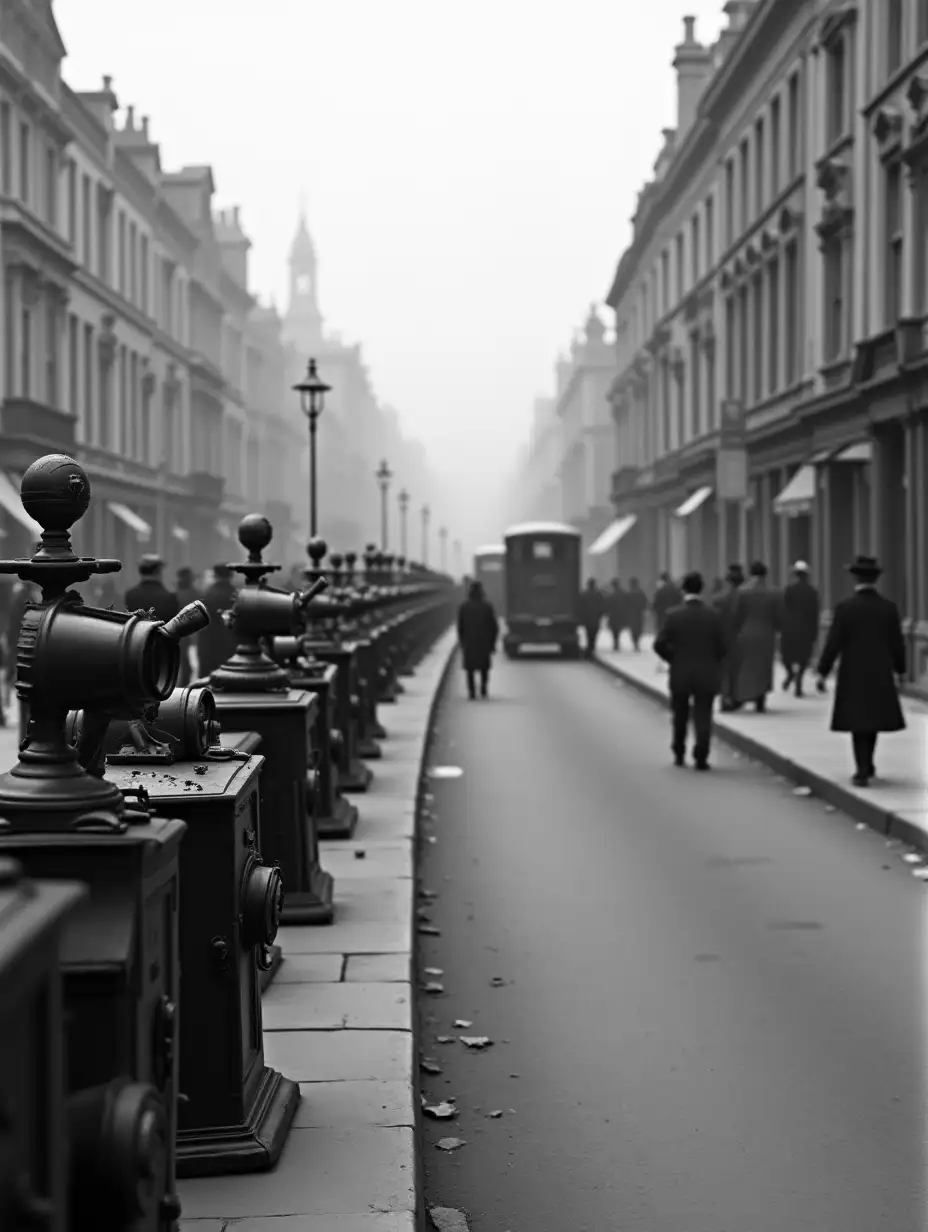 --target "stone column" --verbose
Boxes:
[869,424,906,608]
[903,414,919,629]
